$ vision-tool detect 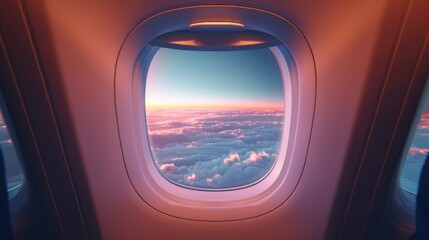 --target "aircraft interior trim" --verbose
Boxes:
[0,0,428,239]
